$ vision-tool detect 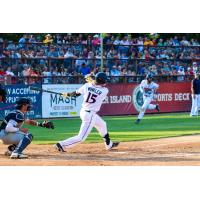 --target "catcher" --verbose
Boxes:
[0,97,54,159]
